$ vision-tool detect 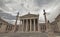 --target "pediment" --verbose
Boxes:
[20,13,39,19]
